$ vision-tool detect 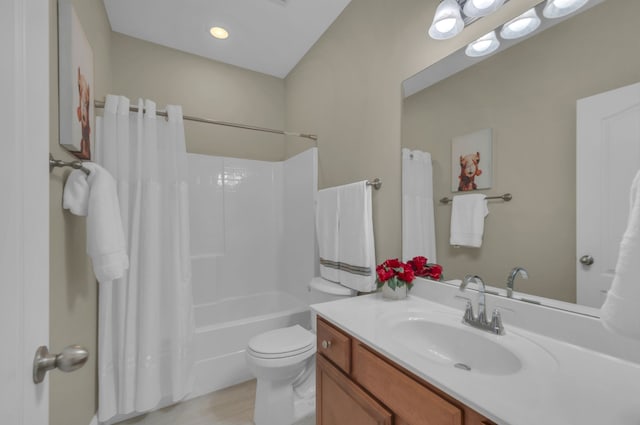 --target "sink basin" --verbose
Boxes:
[388,318,522,375]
